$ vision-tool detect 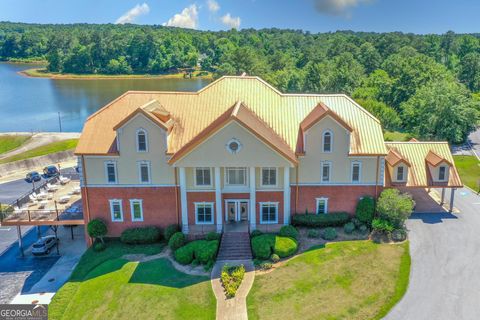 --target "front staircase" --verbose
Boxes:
[217,232,252,261]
